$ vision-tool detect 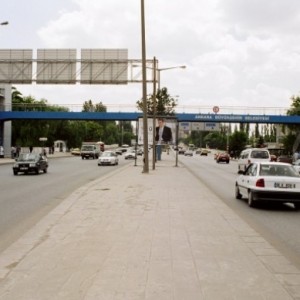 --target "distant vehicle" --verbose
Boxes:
[115,148,123,155]
[178,148,186,155]
[71,148,81,156]
[124,151,136,160]
[199,149,209,156]
[98,151,119,166]
[13,153,48,175]
[277,155,293,164]
[216,152,230,163]
[0,146,4,158]
[235,162,300,209]
[292,159,300,174]
[184,150,193,156]
[81,144,100,159]
[238,148,270,172]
